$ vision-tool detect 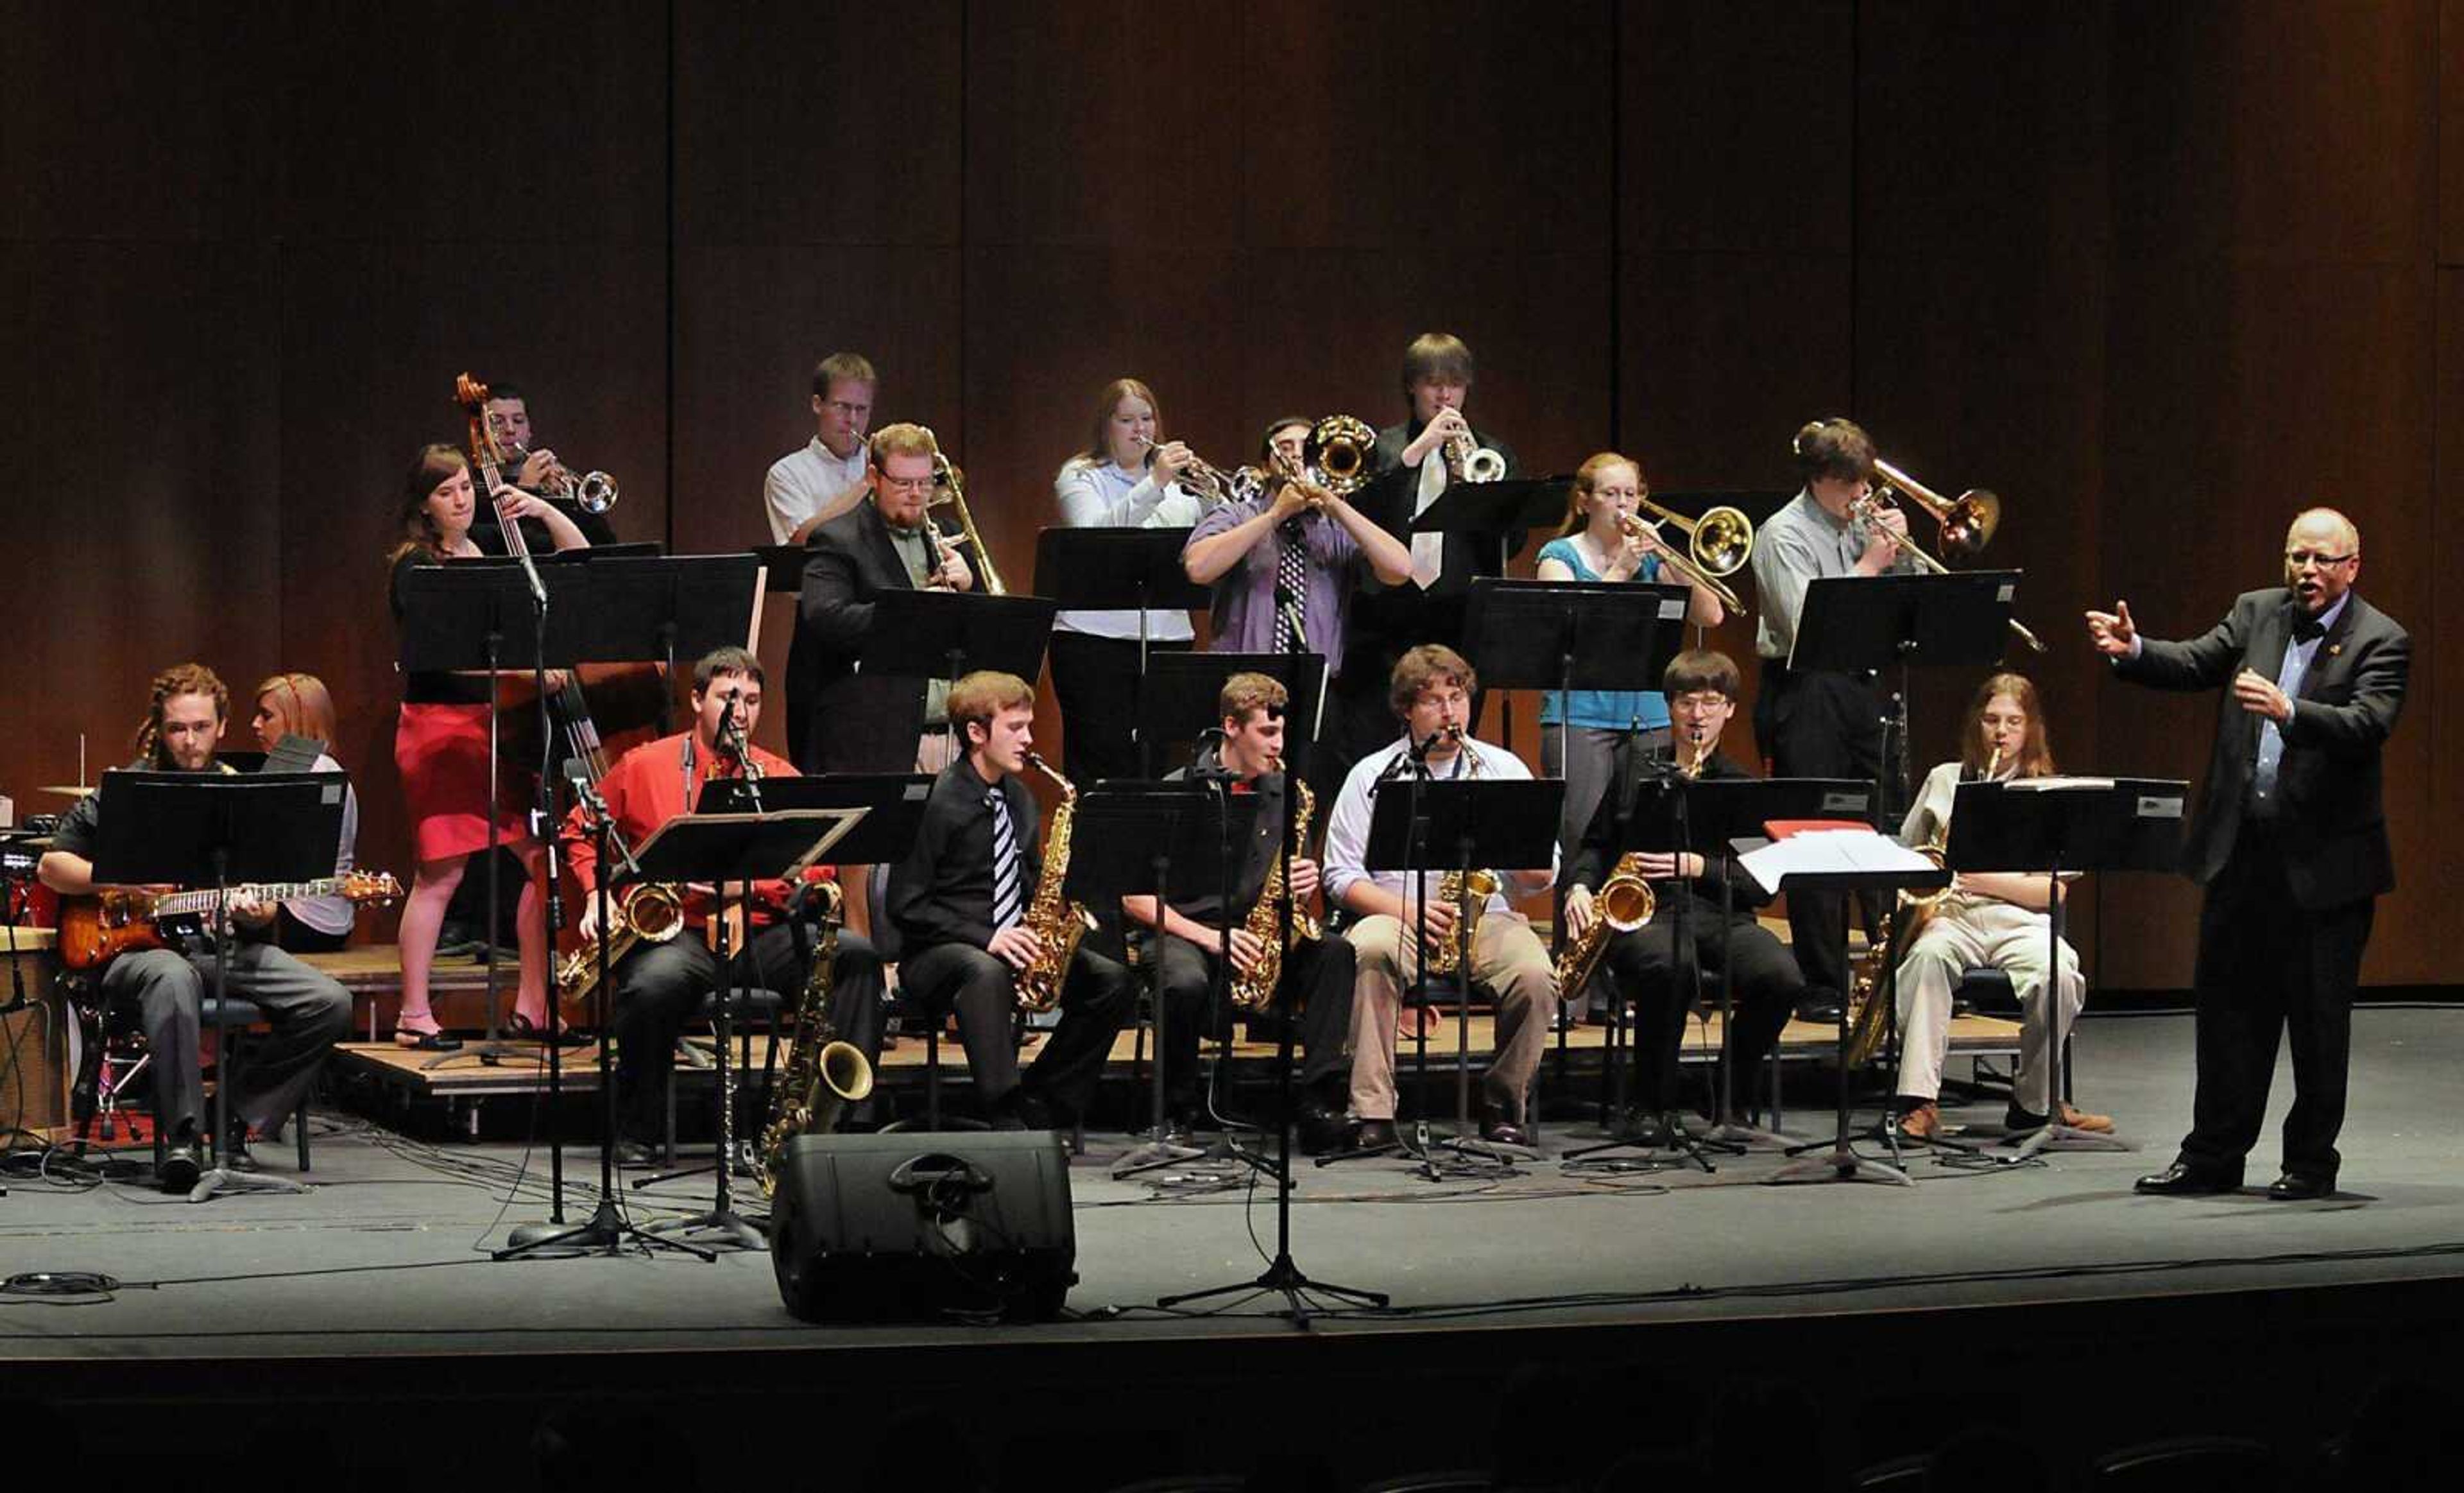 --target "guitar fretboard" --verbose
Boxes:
[149,879,355,917]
